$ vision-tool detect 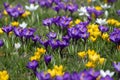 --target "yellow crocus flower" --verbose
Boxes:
[78,51,86,58]
[87,49,96,55]
[0,70,9,80]
[37,48,46,54]
[95,6,102,11]
[89,54,100,62]
[3,10,8,16]
[47,69,56,77]
[55,71,64,76]
[22,11,31,17]
[90,36,97,42]
[75,19,81,24]
[85,61,95,68]
[0,28,3,34]
[99,58,105,64]
[11,21,19,27]
[101,33,109,40]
